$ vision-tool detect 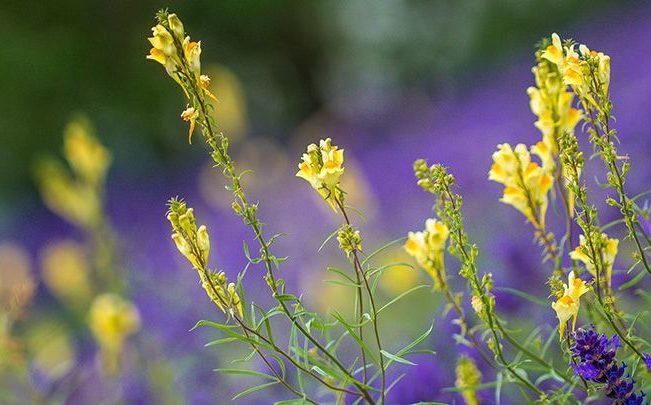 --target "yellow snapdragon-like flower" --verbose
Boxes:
[527,64,582,170]
[181,106,199,143]
[296,138,345,211]
[183,36,201,77]
[551,271,590,337]
[489,143,553,227]
[404,218,449,289]
[147,12,205,93]
[542,33,611,103]
[147,22,179,80]
[63,118,112,187]
[570,233,619,288]
[88,293,140,373]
